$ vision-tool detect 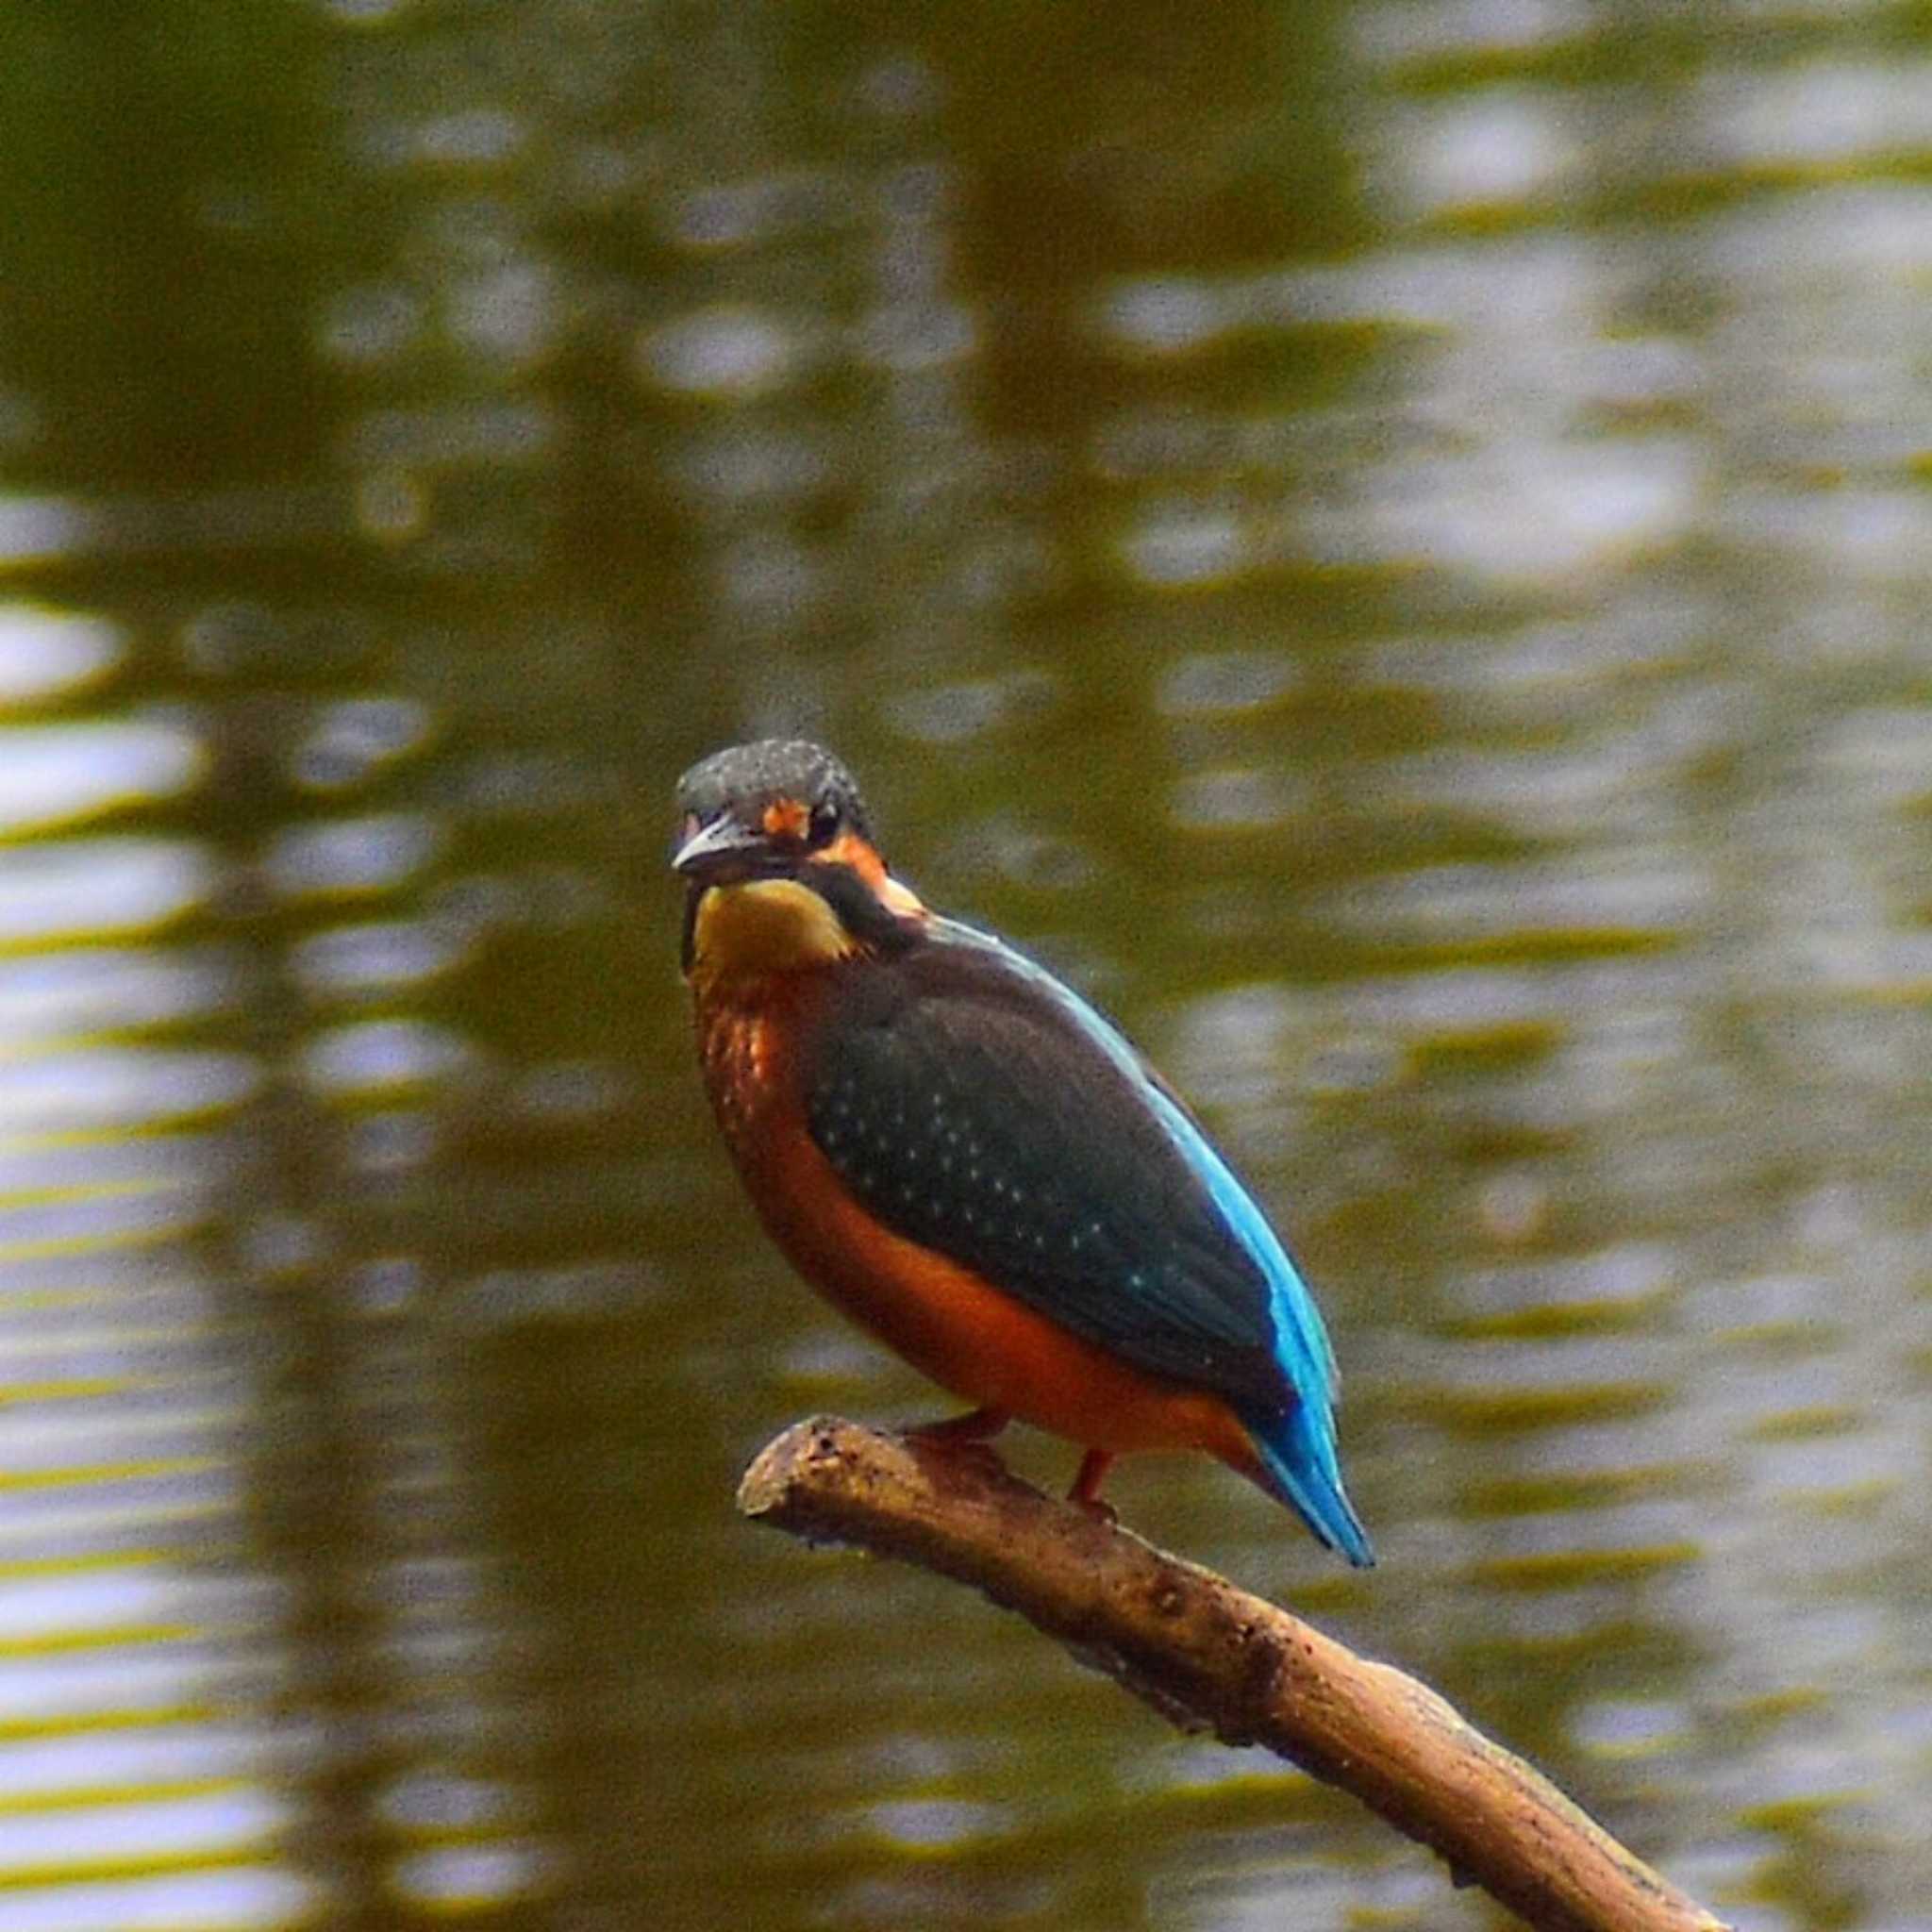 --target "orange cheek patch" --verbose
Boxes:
[761,798,809,841]
[817,831,924,915]
[821,828,884,884]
